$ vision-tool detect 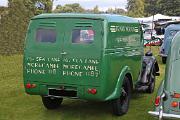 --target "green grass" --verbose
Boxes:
[0,46,165,120]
